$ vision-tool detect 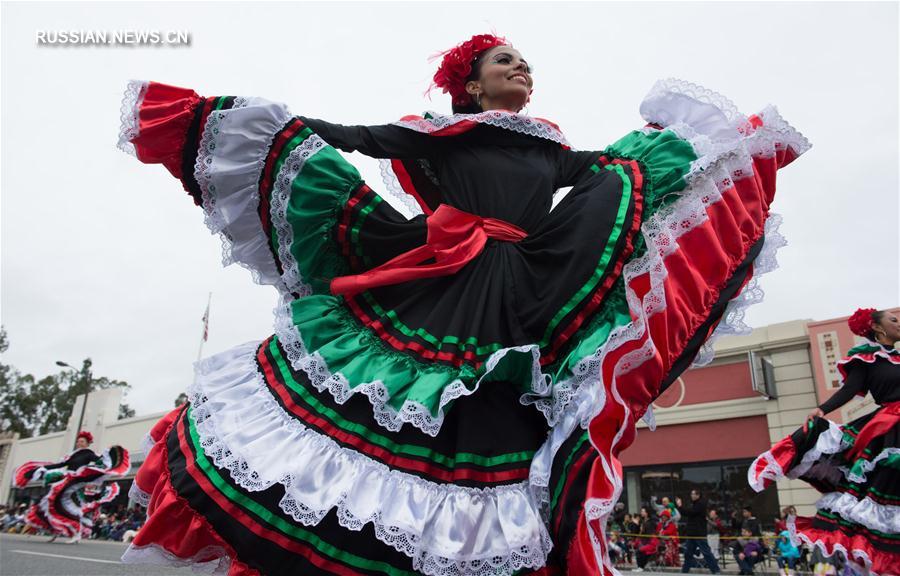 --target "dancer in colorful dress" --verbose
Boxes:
[118,33,809,575]
[751,308,900,575]
[13,431,130,543]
